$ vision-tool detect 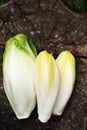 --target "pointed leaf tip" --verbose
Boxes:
[53,50,76,115]
[34,50,60,122]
